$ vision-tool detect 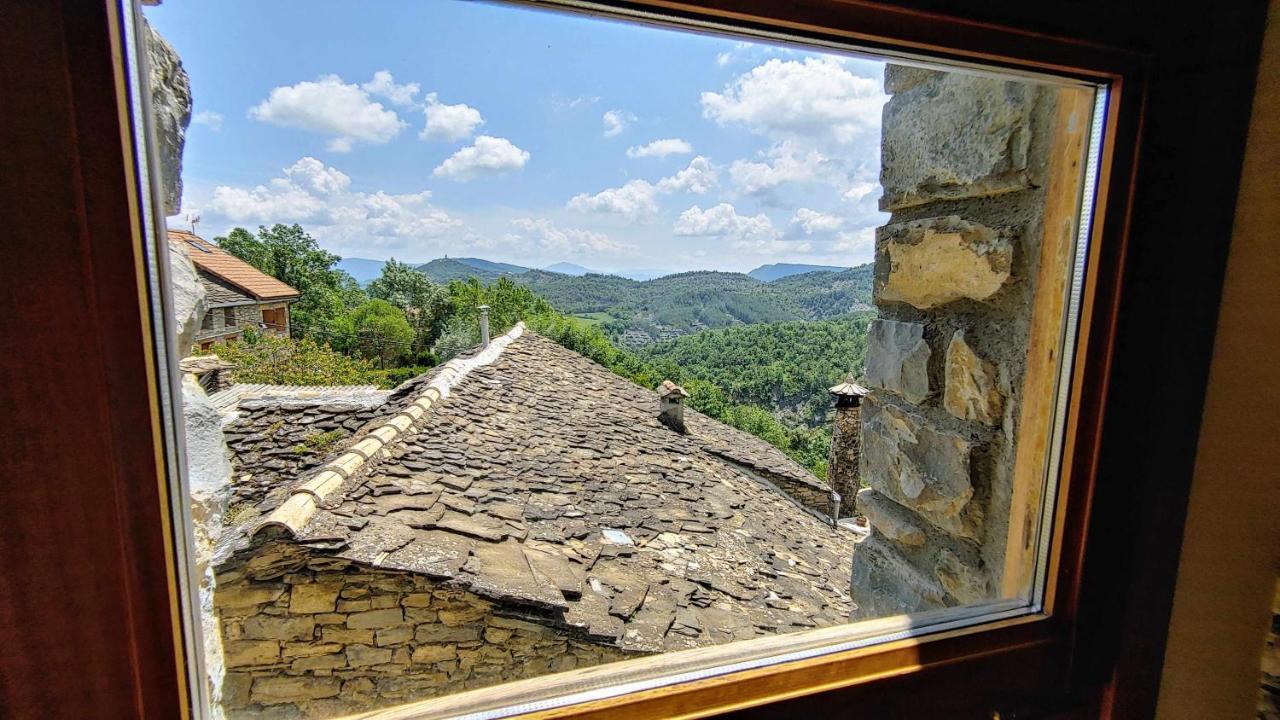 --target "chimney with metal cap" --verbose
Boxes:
[478,305,490,348]
[827,377,869,519]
